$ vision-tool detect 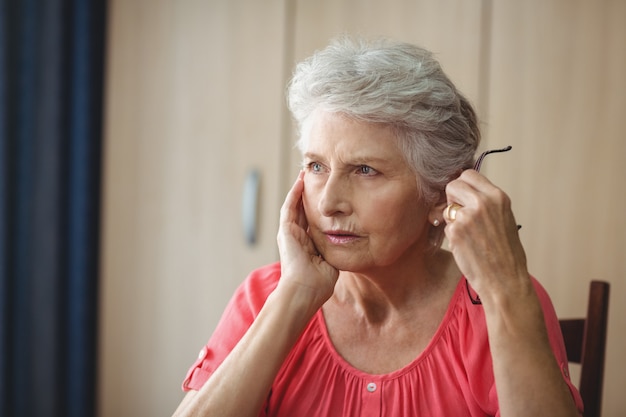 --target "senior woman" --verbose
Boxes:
[174,37,583,416]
